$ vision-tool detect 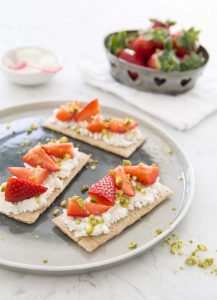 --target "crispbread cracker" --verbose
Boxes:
[53,184,172,252]
[43,120,146,158]
[3,152,89,224]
